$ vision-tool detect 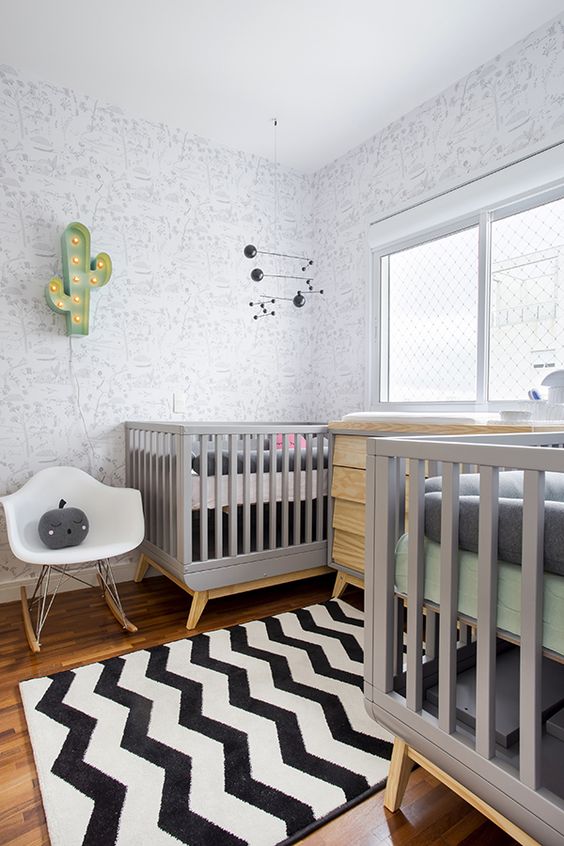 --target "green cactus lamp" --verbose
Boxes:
[45,222,112,336]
